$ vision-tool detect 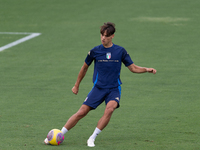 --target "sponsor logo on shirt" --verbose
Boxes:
[106,52,111,59]
[98,60,119,62]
